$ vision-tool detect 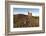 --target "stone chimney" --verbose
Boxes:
[28,12,32,17]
